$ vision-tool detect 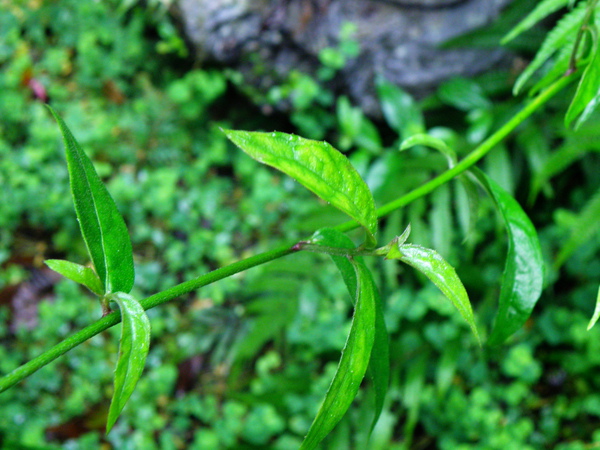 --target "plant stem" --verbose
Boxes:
[0,72,575,394]
[336,71,577,233]
[0,245,296,393]
[293,242,387,257]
